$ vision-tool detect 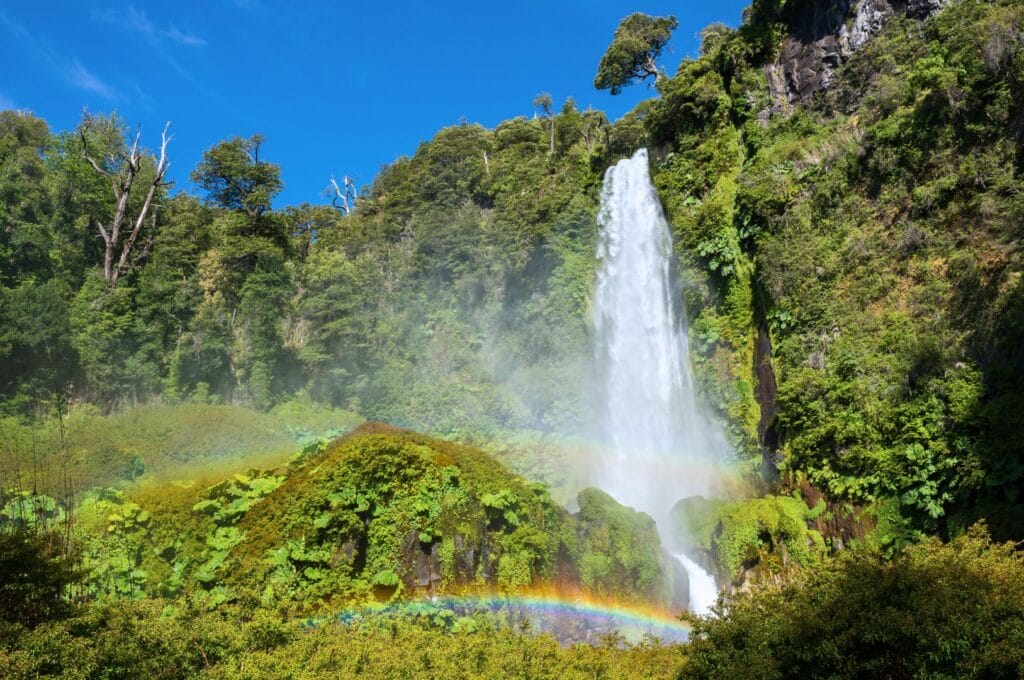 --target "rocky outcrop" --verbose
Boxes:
[766,0,948,110]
